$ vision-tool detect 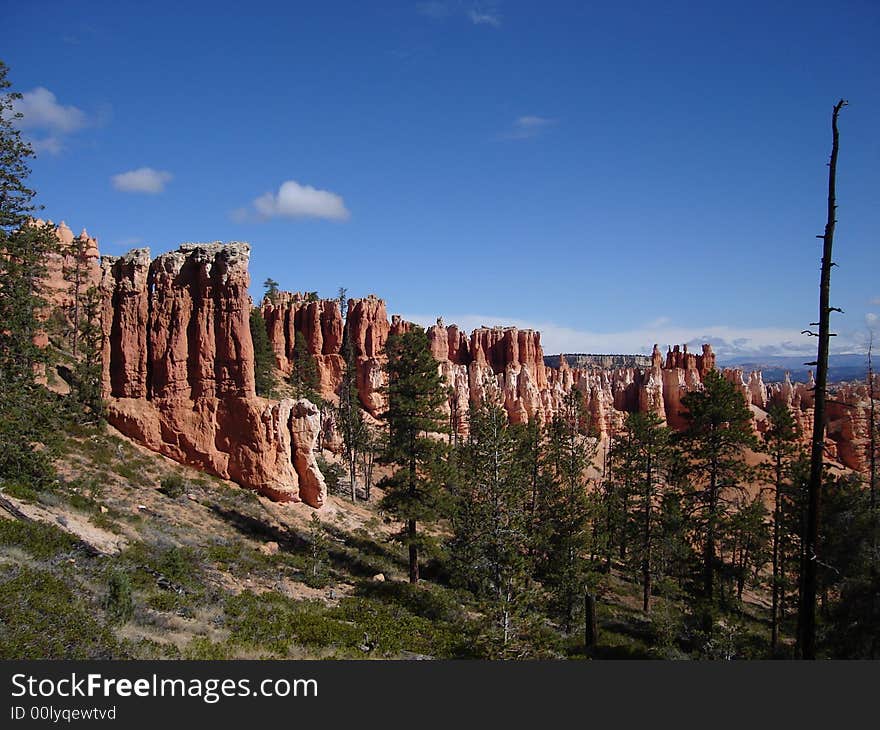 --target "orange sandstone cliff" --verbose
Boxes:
[38,224,874,504]
[99,243,326,506]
